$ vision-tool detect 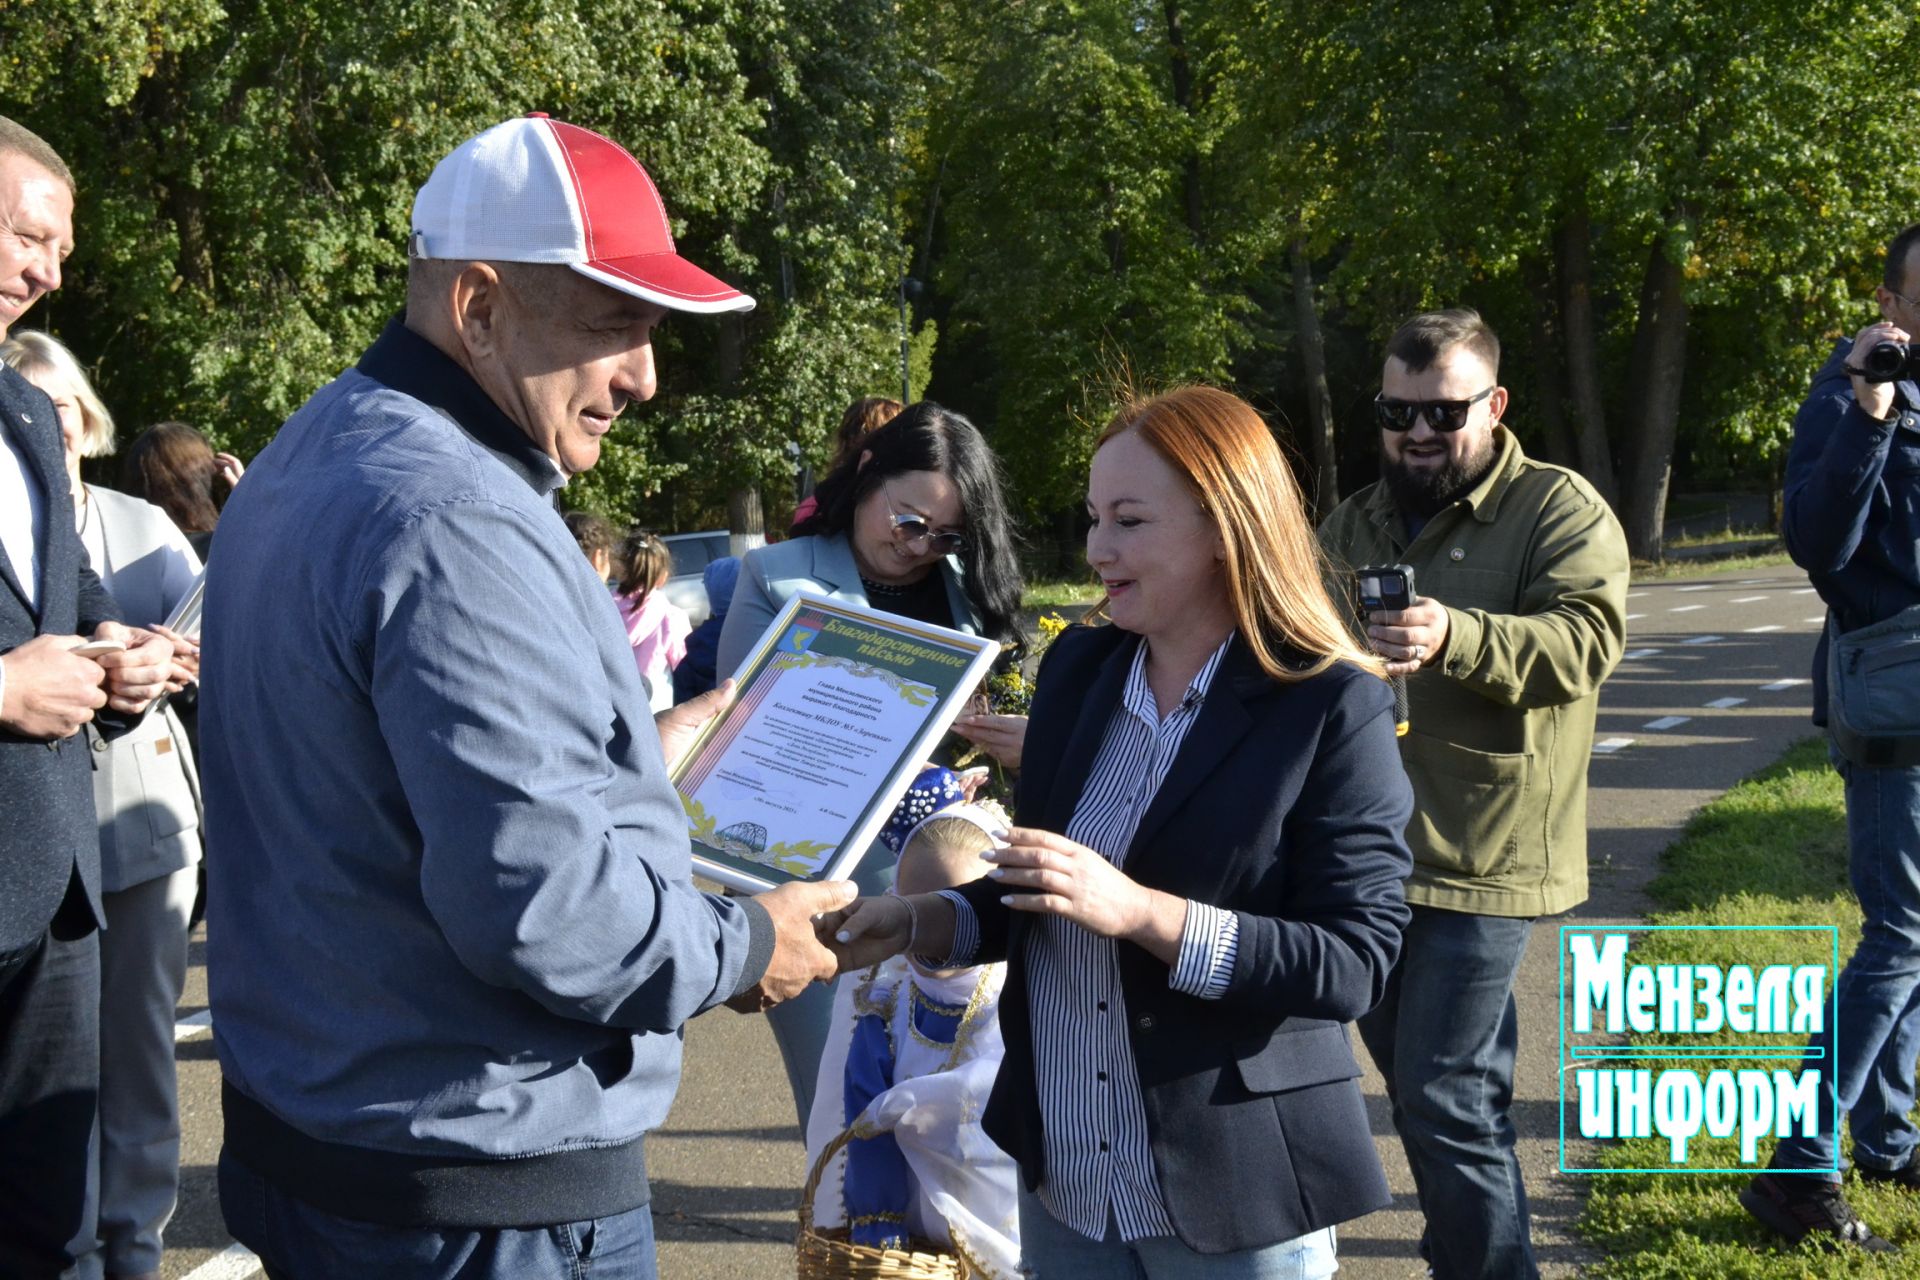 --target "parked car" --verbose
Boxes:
[660,530,734,627]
